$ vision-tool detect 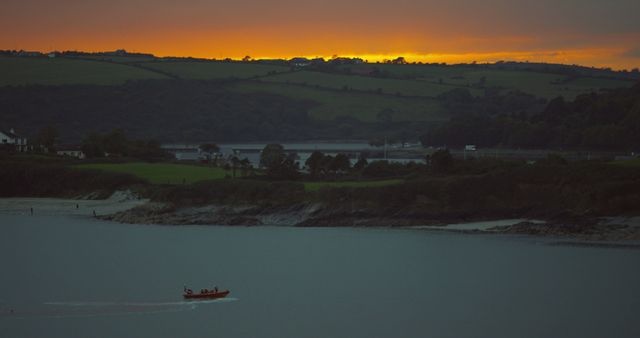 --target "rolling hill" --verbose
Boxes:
[0,56,168,86]
[0,54,637,147]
